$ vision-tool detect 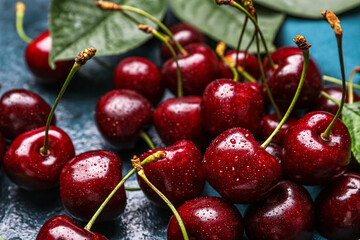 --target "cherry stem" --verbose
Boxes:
[321,91,340,106]
[348,67,360,104]
[139,130,155,150]
[132,157,189,240]
[239,67,256,83]
[261,35,310,149]
[216,42,239,82]
[125,186,141,191]
[323,75,360,90]
[84,151,166,231]
[15,2,32,44]
[235,16,248,65]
